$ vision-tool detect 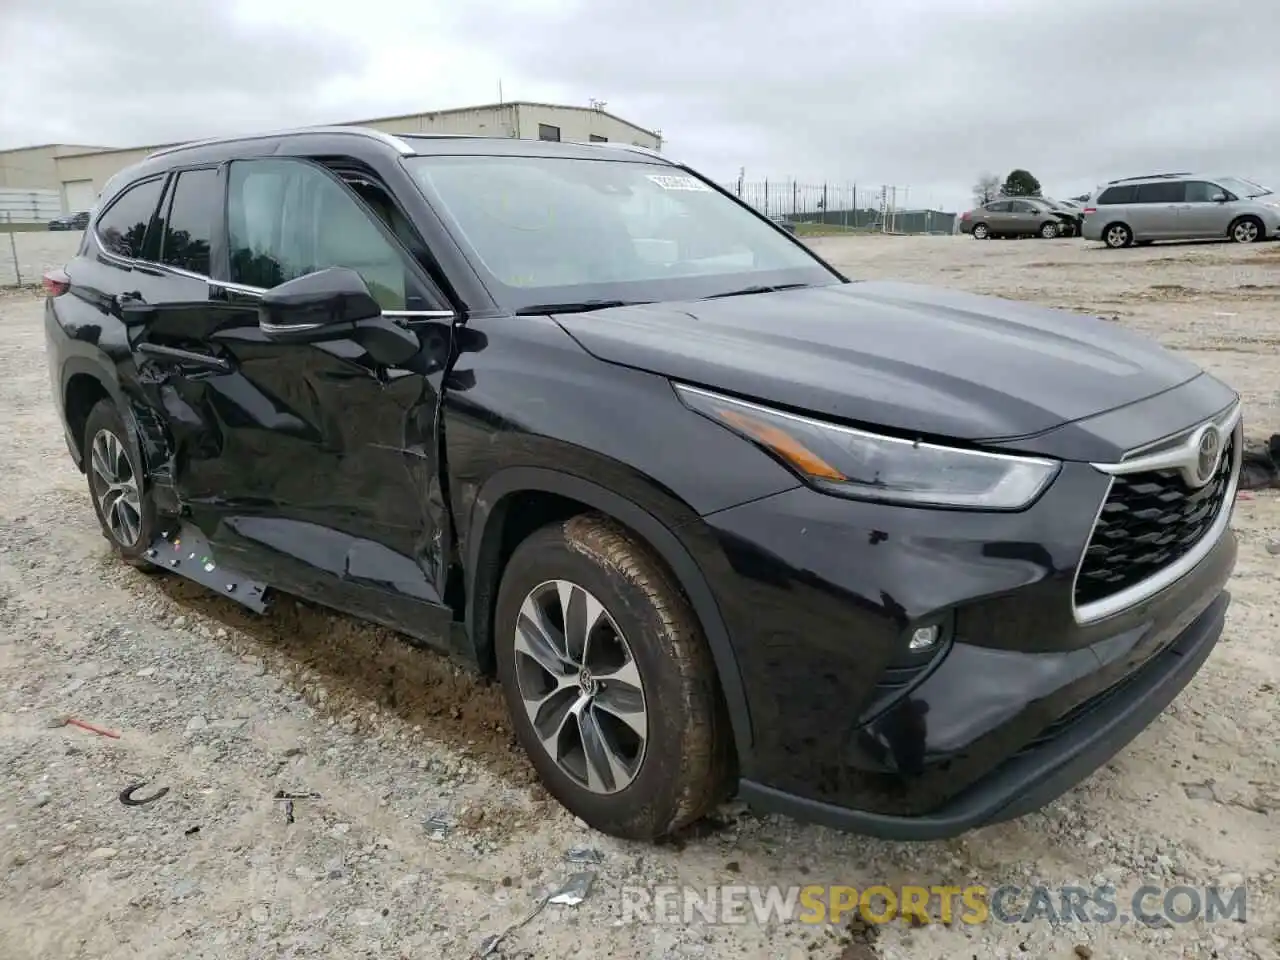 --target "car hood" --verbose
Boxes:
[552,280,1203,443]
